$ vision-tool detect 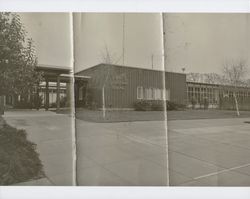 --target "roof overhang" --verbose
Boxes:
[36,64,71,75]
[60,74,91,80]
